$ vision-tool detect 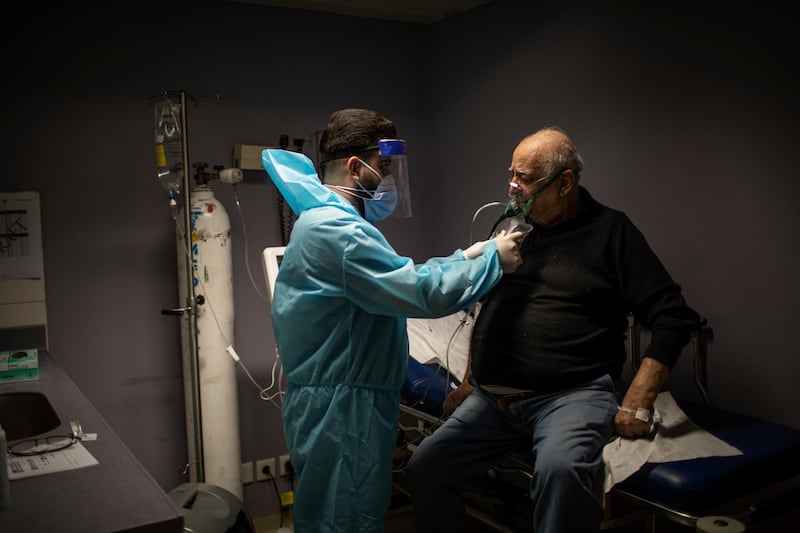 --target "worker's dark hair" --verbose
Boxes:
[319,109,396,167]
